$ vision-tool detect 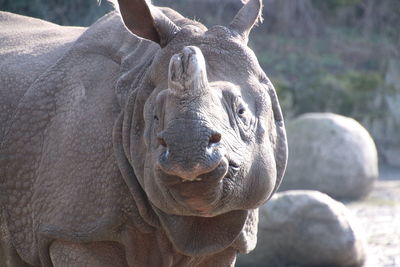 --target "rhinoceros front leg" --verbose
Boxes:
[49,240,129,267]
[0,210,30,267]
